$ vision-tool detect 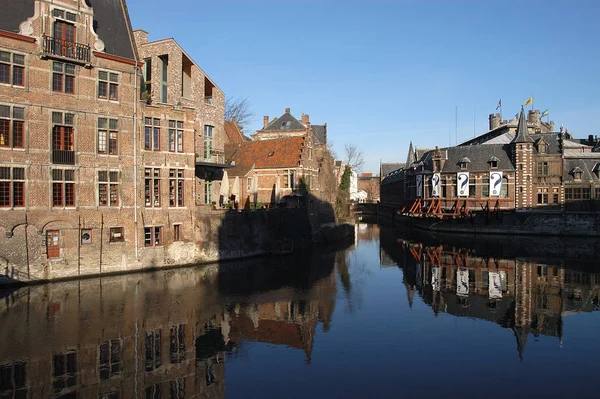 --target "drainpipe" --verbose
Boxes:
[133,65,139,260]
